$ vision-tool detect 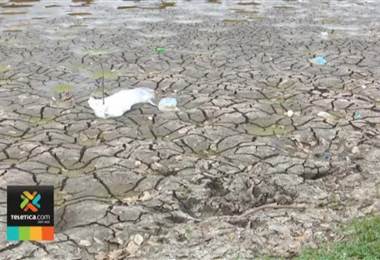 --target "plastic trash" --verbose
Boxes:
[323,152,331,160]
[310,56,327,65]
[354,111,361,120]
[155,47,166,54]
[88,87,155,118]
[284,110,294,117]
[158,97,177,111]
[320,32,329,40]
